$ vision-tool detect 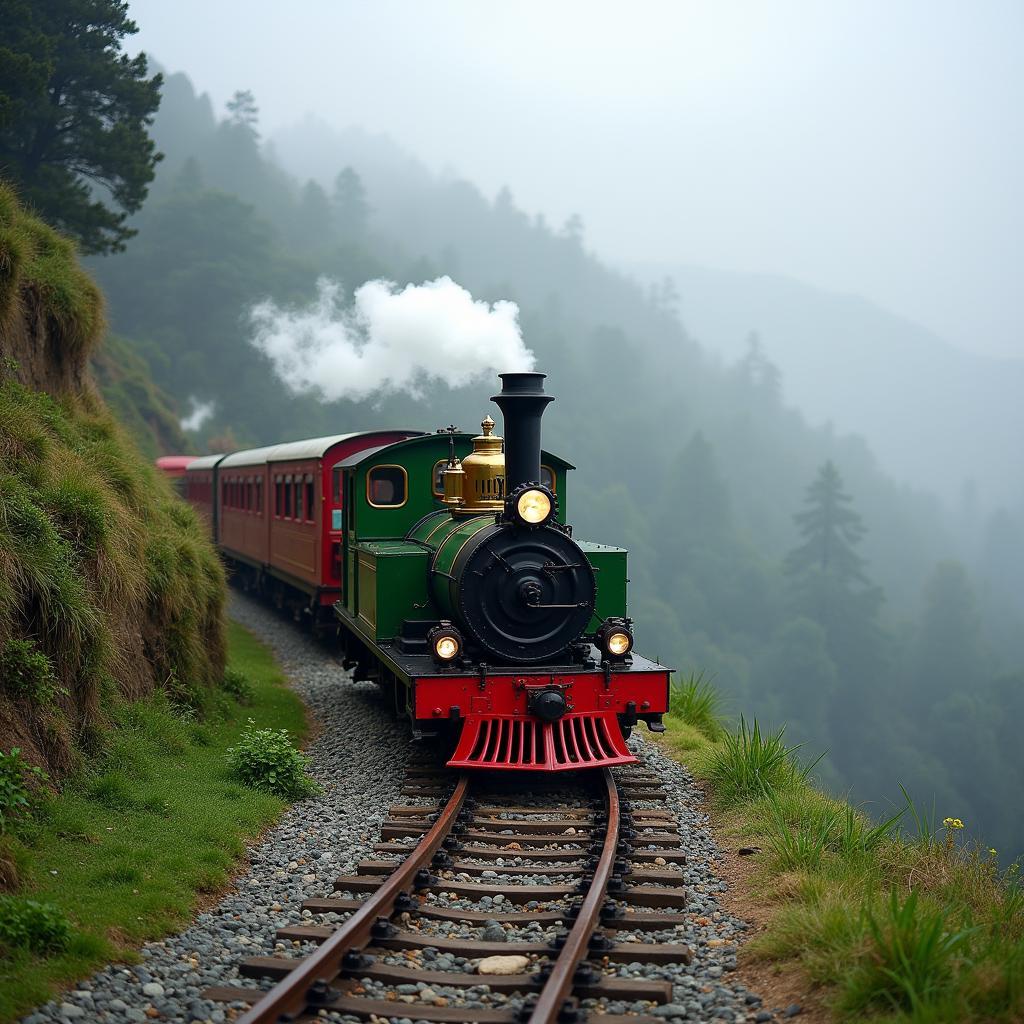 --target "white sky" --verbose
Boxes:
[128,0,1024,358]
